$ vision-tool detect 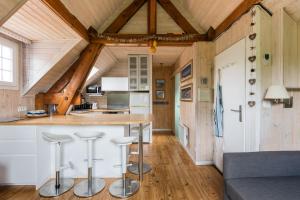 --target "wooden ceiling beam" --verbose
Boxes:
[213,0,263,39]
[148,0,157,34]
[41,0,90,41]
[157,0,198,34]
[92,33,208,45]
[103,0,147,33]
[55,43,103,114]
